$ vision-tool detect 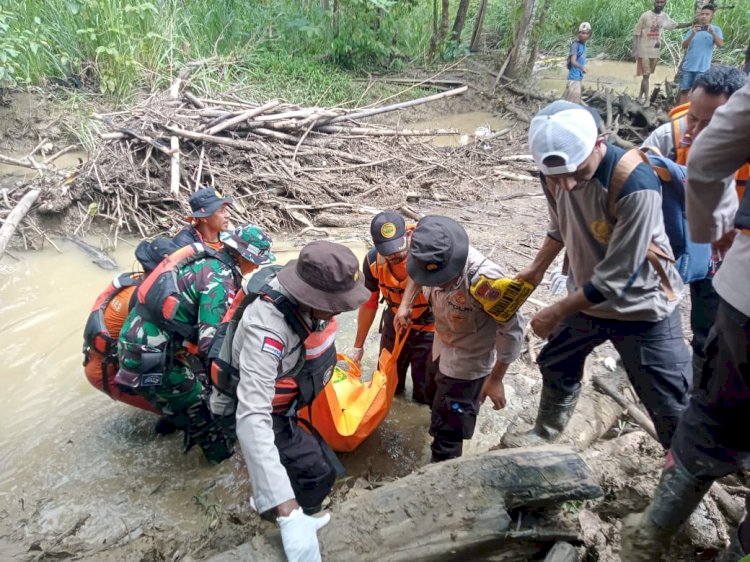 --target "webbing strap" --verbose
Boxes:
[610,149,676,301]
